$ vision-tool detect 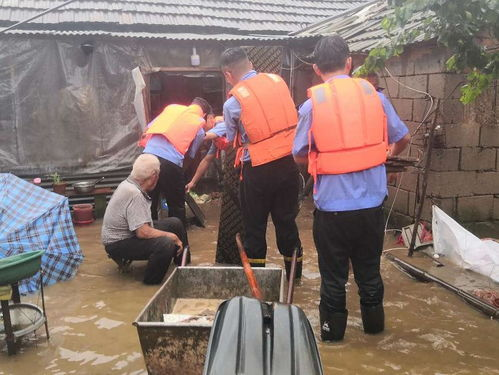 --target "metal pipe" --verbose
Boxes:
[0,0,79,35]
[385,253,499,319]
[286,247,298,304]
